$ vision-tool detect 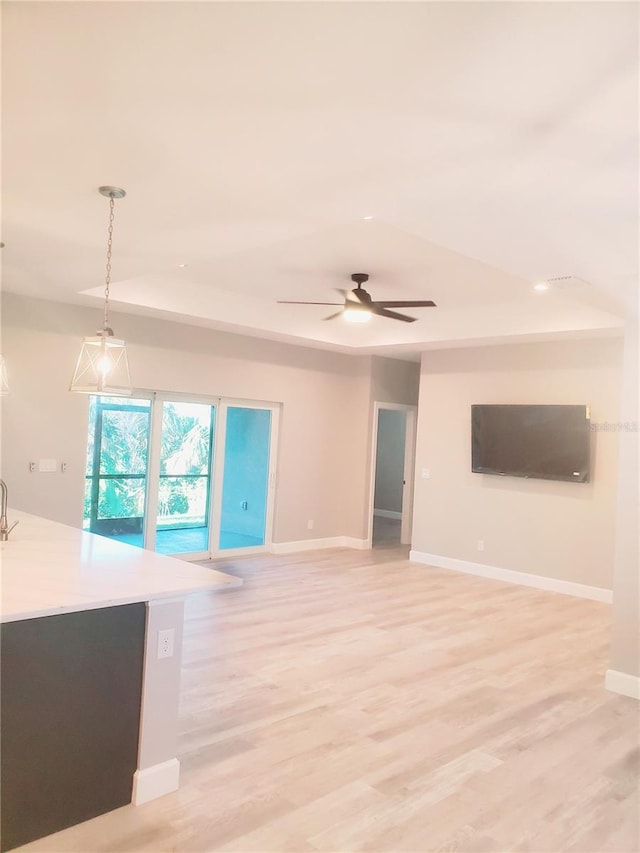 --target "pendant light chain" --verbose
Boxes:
[70,184,131,396]
[103,193,116,332]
